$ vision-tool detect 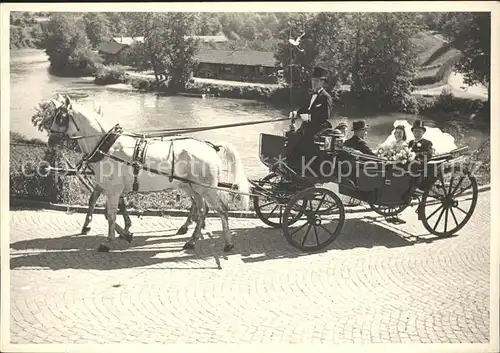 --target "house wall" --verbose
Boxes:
[194,63,278,84]
[98,52,119,65]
